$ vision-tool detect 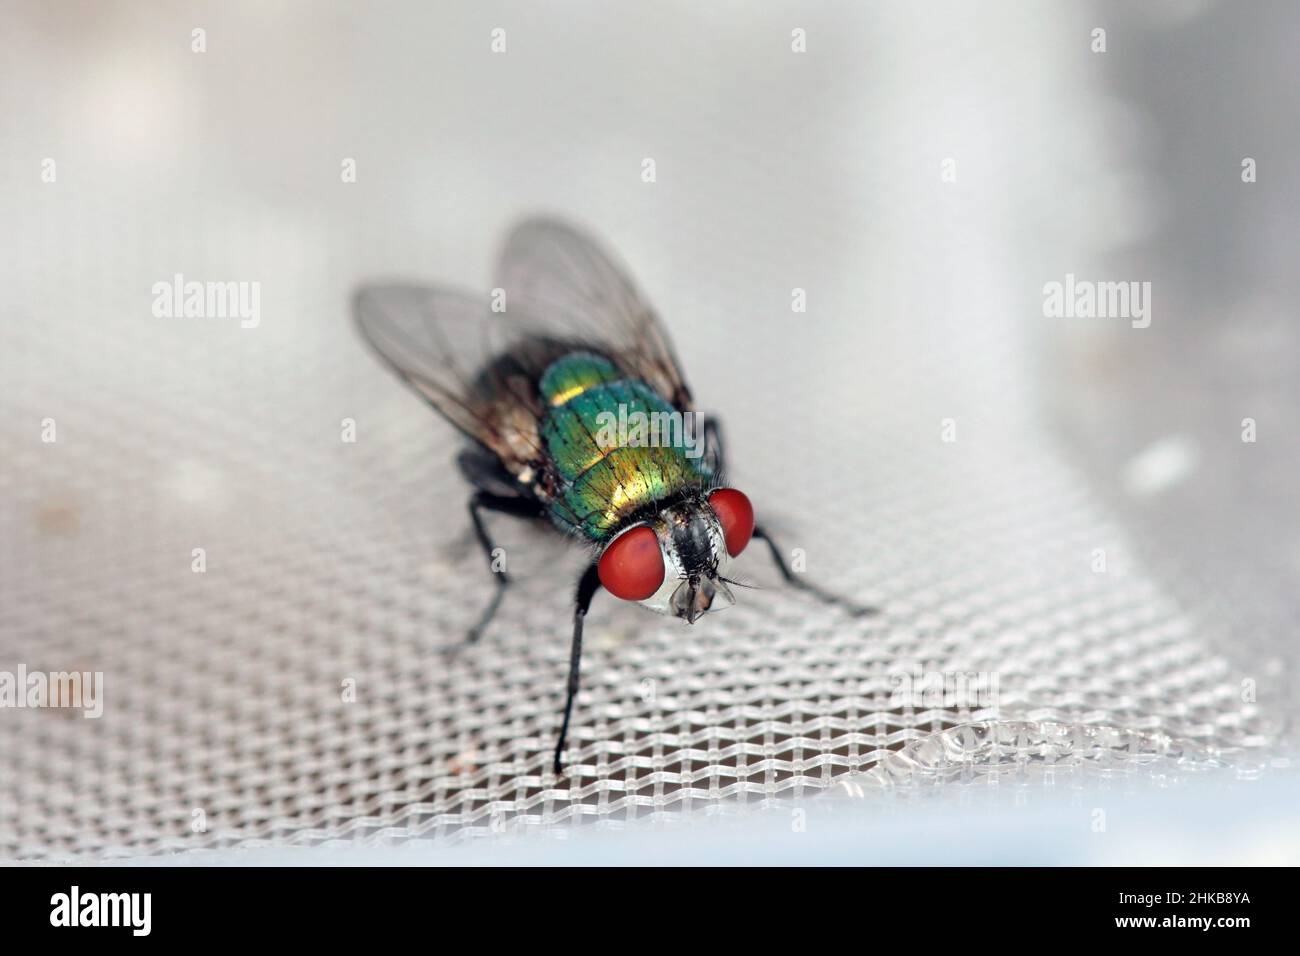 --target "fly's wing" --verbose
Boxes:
[352,284,551,474]
[354,218,695,505]
[498,217,695,411]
